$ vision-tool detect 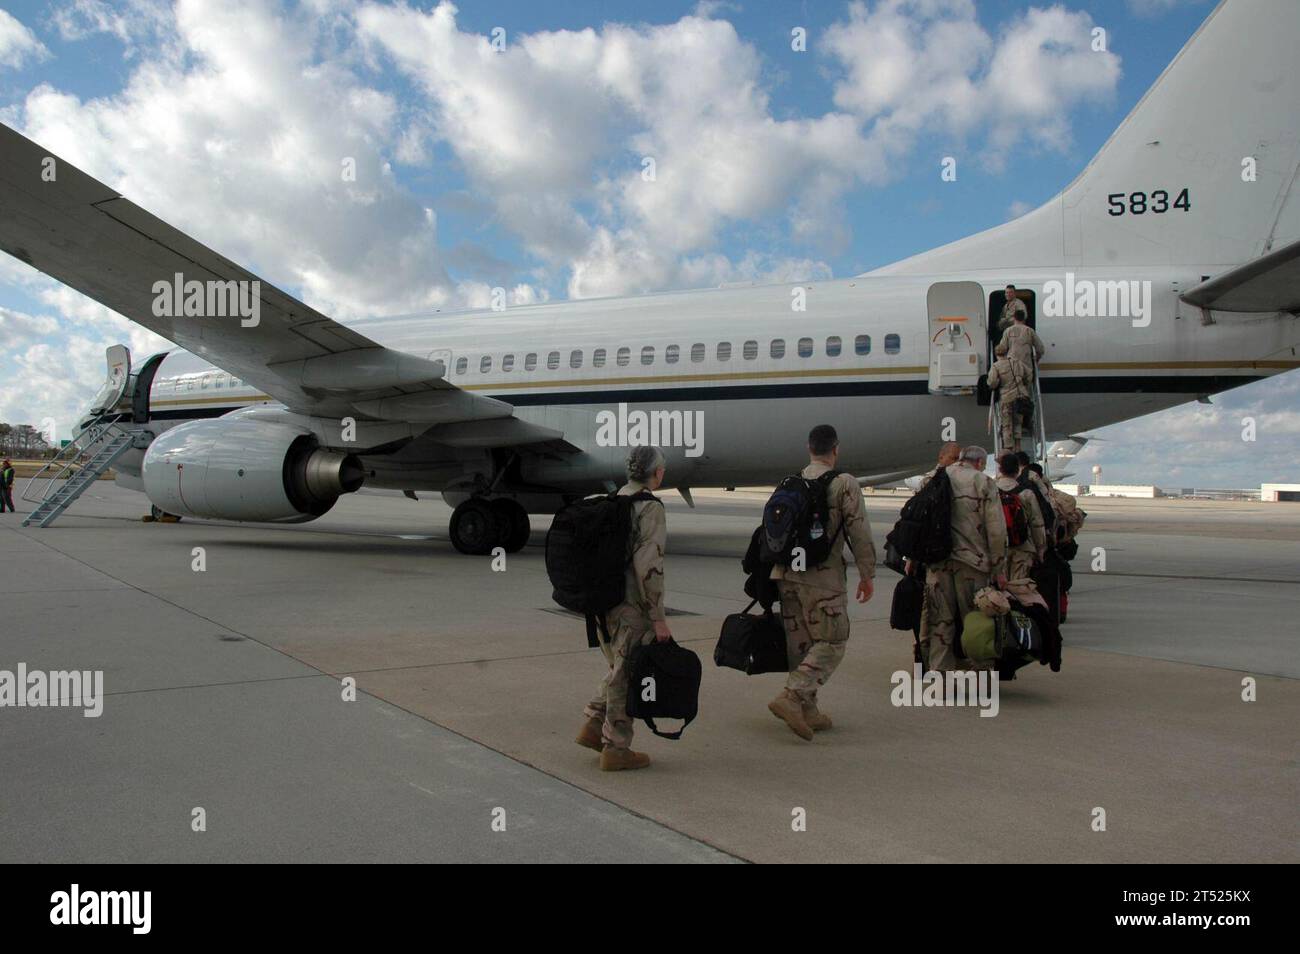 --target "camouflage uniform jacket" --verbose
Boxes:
[618,481,667,622]
[986,356,1031,402]
[944,462,1008,574]
[771,462,877,603]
